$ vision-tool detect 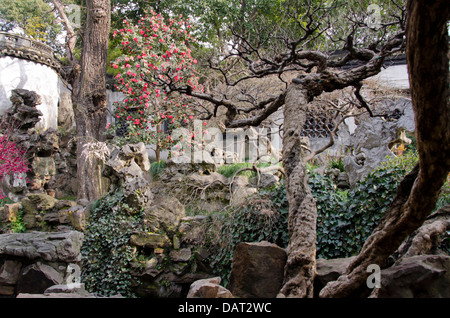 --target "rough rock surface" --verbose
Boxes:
[370,255,450,298]
[187,277,233,298]
[344,98,415,186]
[229,241,287,298]
[103,142,152,207]
[0,231,84,262]
[314,257,356,297]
